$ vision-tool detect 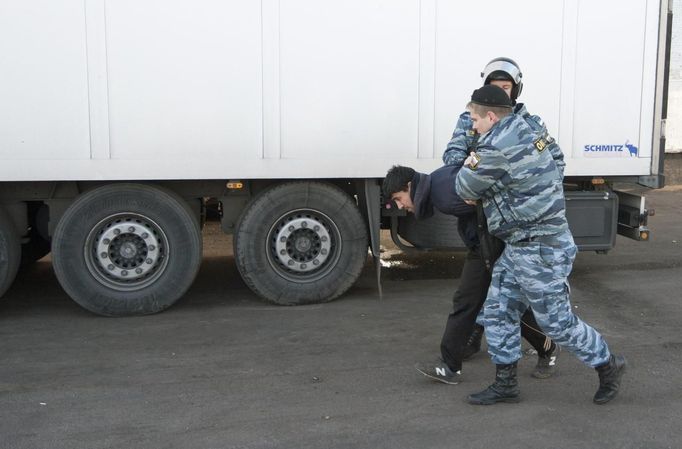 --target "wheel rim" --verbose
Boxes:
[267,209,342,283]
[84,213,170,291]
